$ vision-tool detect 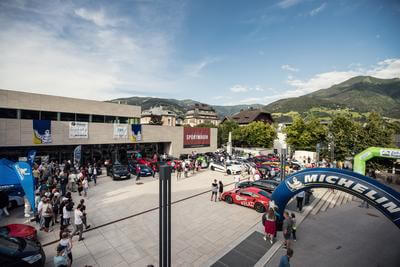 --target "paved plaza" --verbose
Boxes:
[4,169,262,267]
